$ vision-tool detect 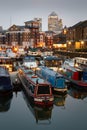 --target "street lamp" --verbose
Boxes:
[81,40,84,48]
[63,26,67,35]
